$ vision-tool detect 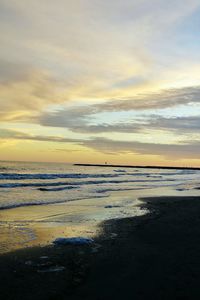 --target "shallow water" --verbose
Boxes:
[0,161,200,253]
